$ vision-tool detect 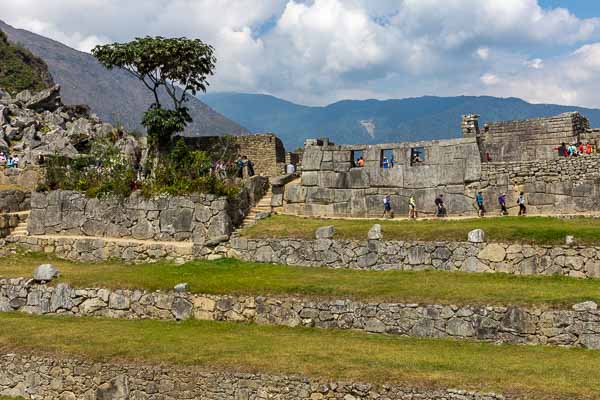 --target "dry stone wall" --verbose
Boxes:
[0,353,507,400]
[0,188,30,212]
[0,167,41,190]
[26,177,267,244]
[481,113,589,162]
[230,237,600,278]
[0,212,25,238]
[2,278,599,349]
[5,235,195,262]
